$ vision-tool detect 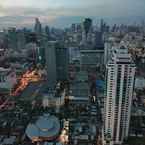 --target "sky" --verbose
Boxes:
[0,0,145,28]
